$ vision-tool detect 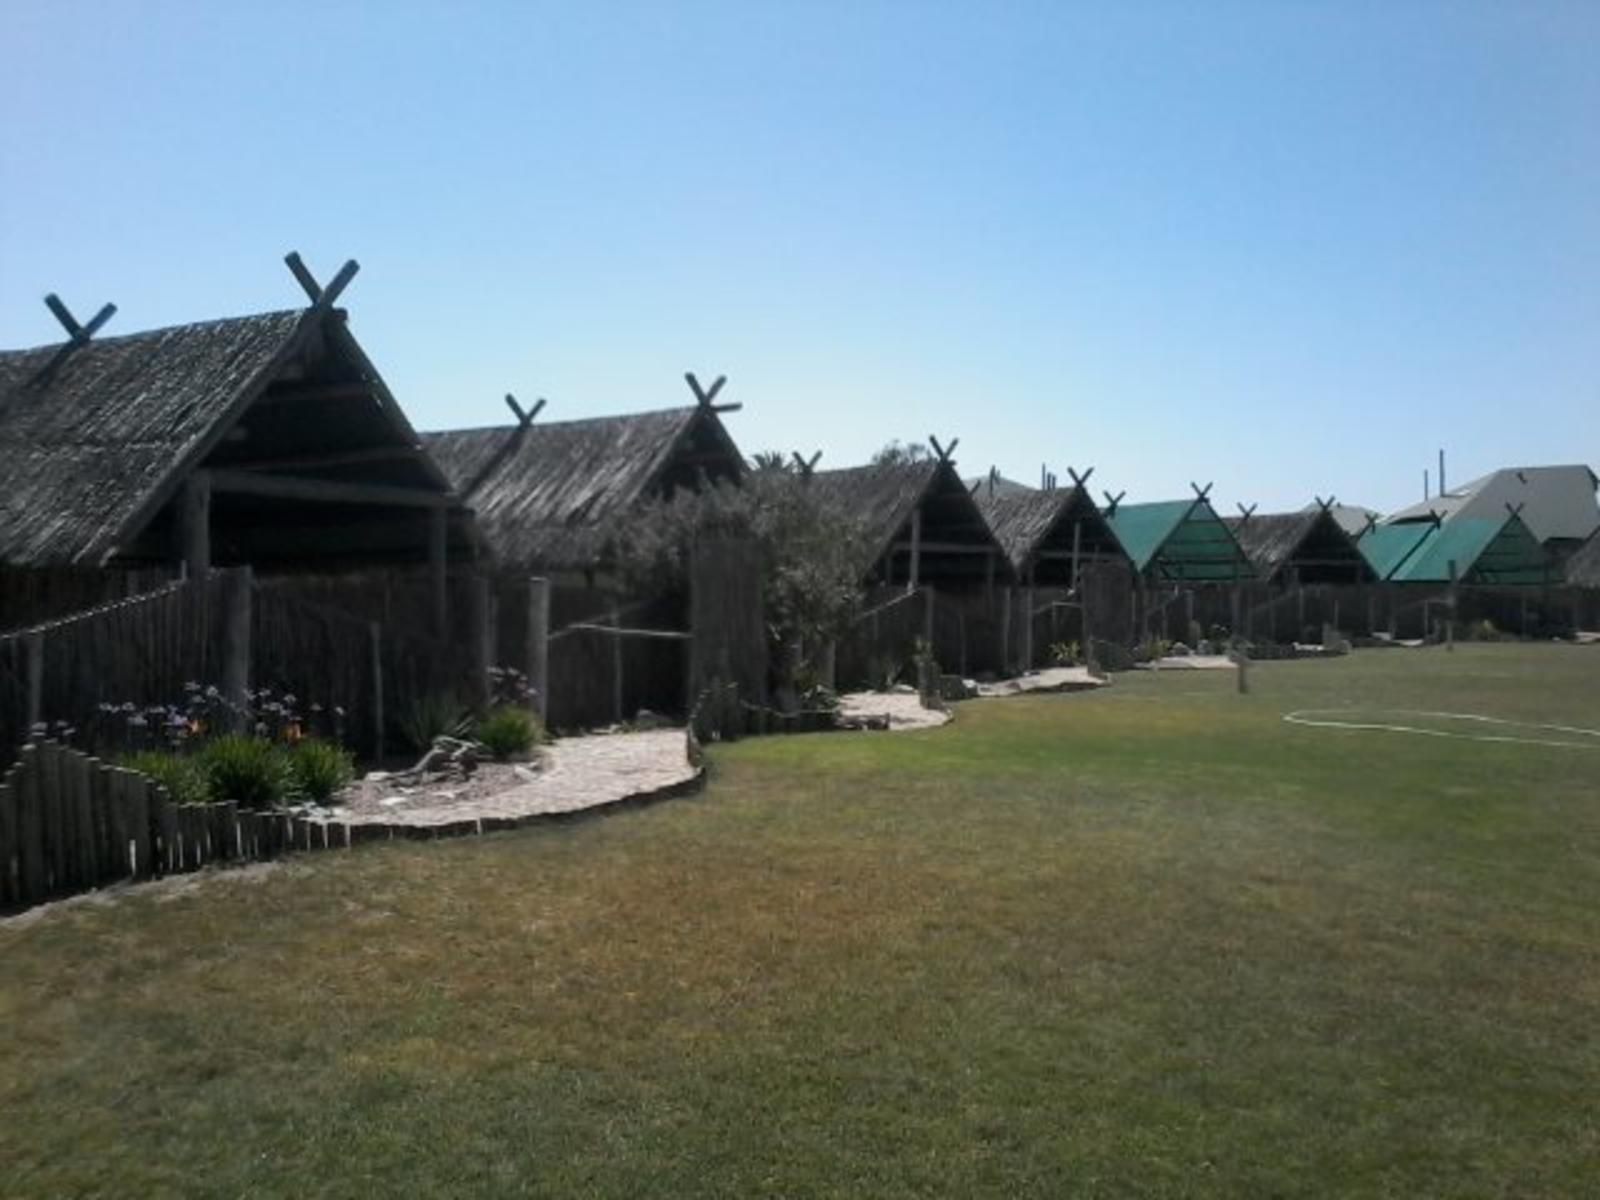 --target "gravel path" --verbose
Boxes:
[334,729,696,828]
[838,691,952,731]
[975,666,1105,697]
